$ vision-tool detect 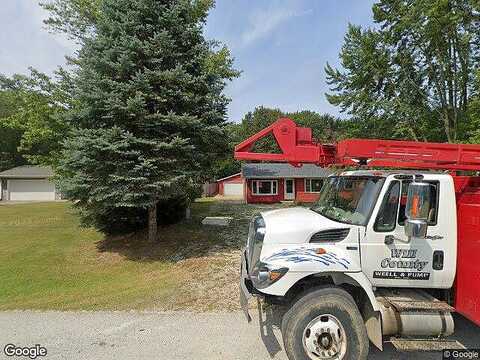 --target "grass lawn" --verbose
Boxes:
[0,200,286,311]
